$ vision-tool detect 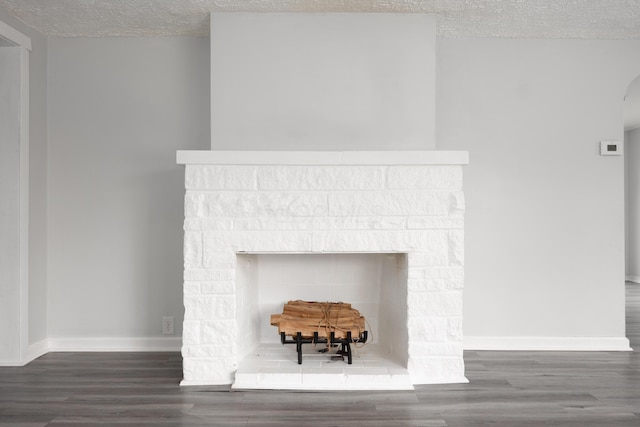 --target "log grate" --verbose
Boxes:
[279,330,369,364]
[271,300,369,364]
